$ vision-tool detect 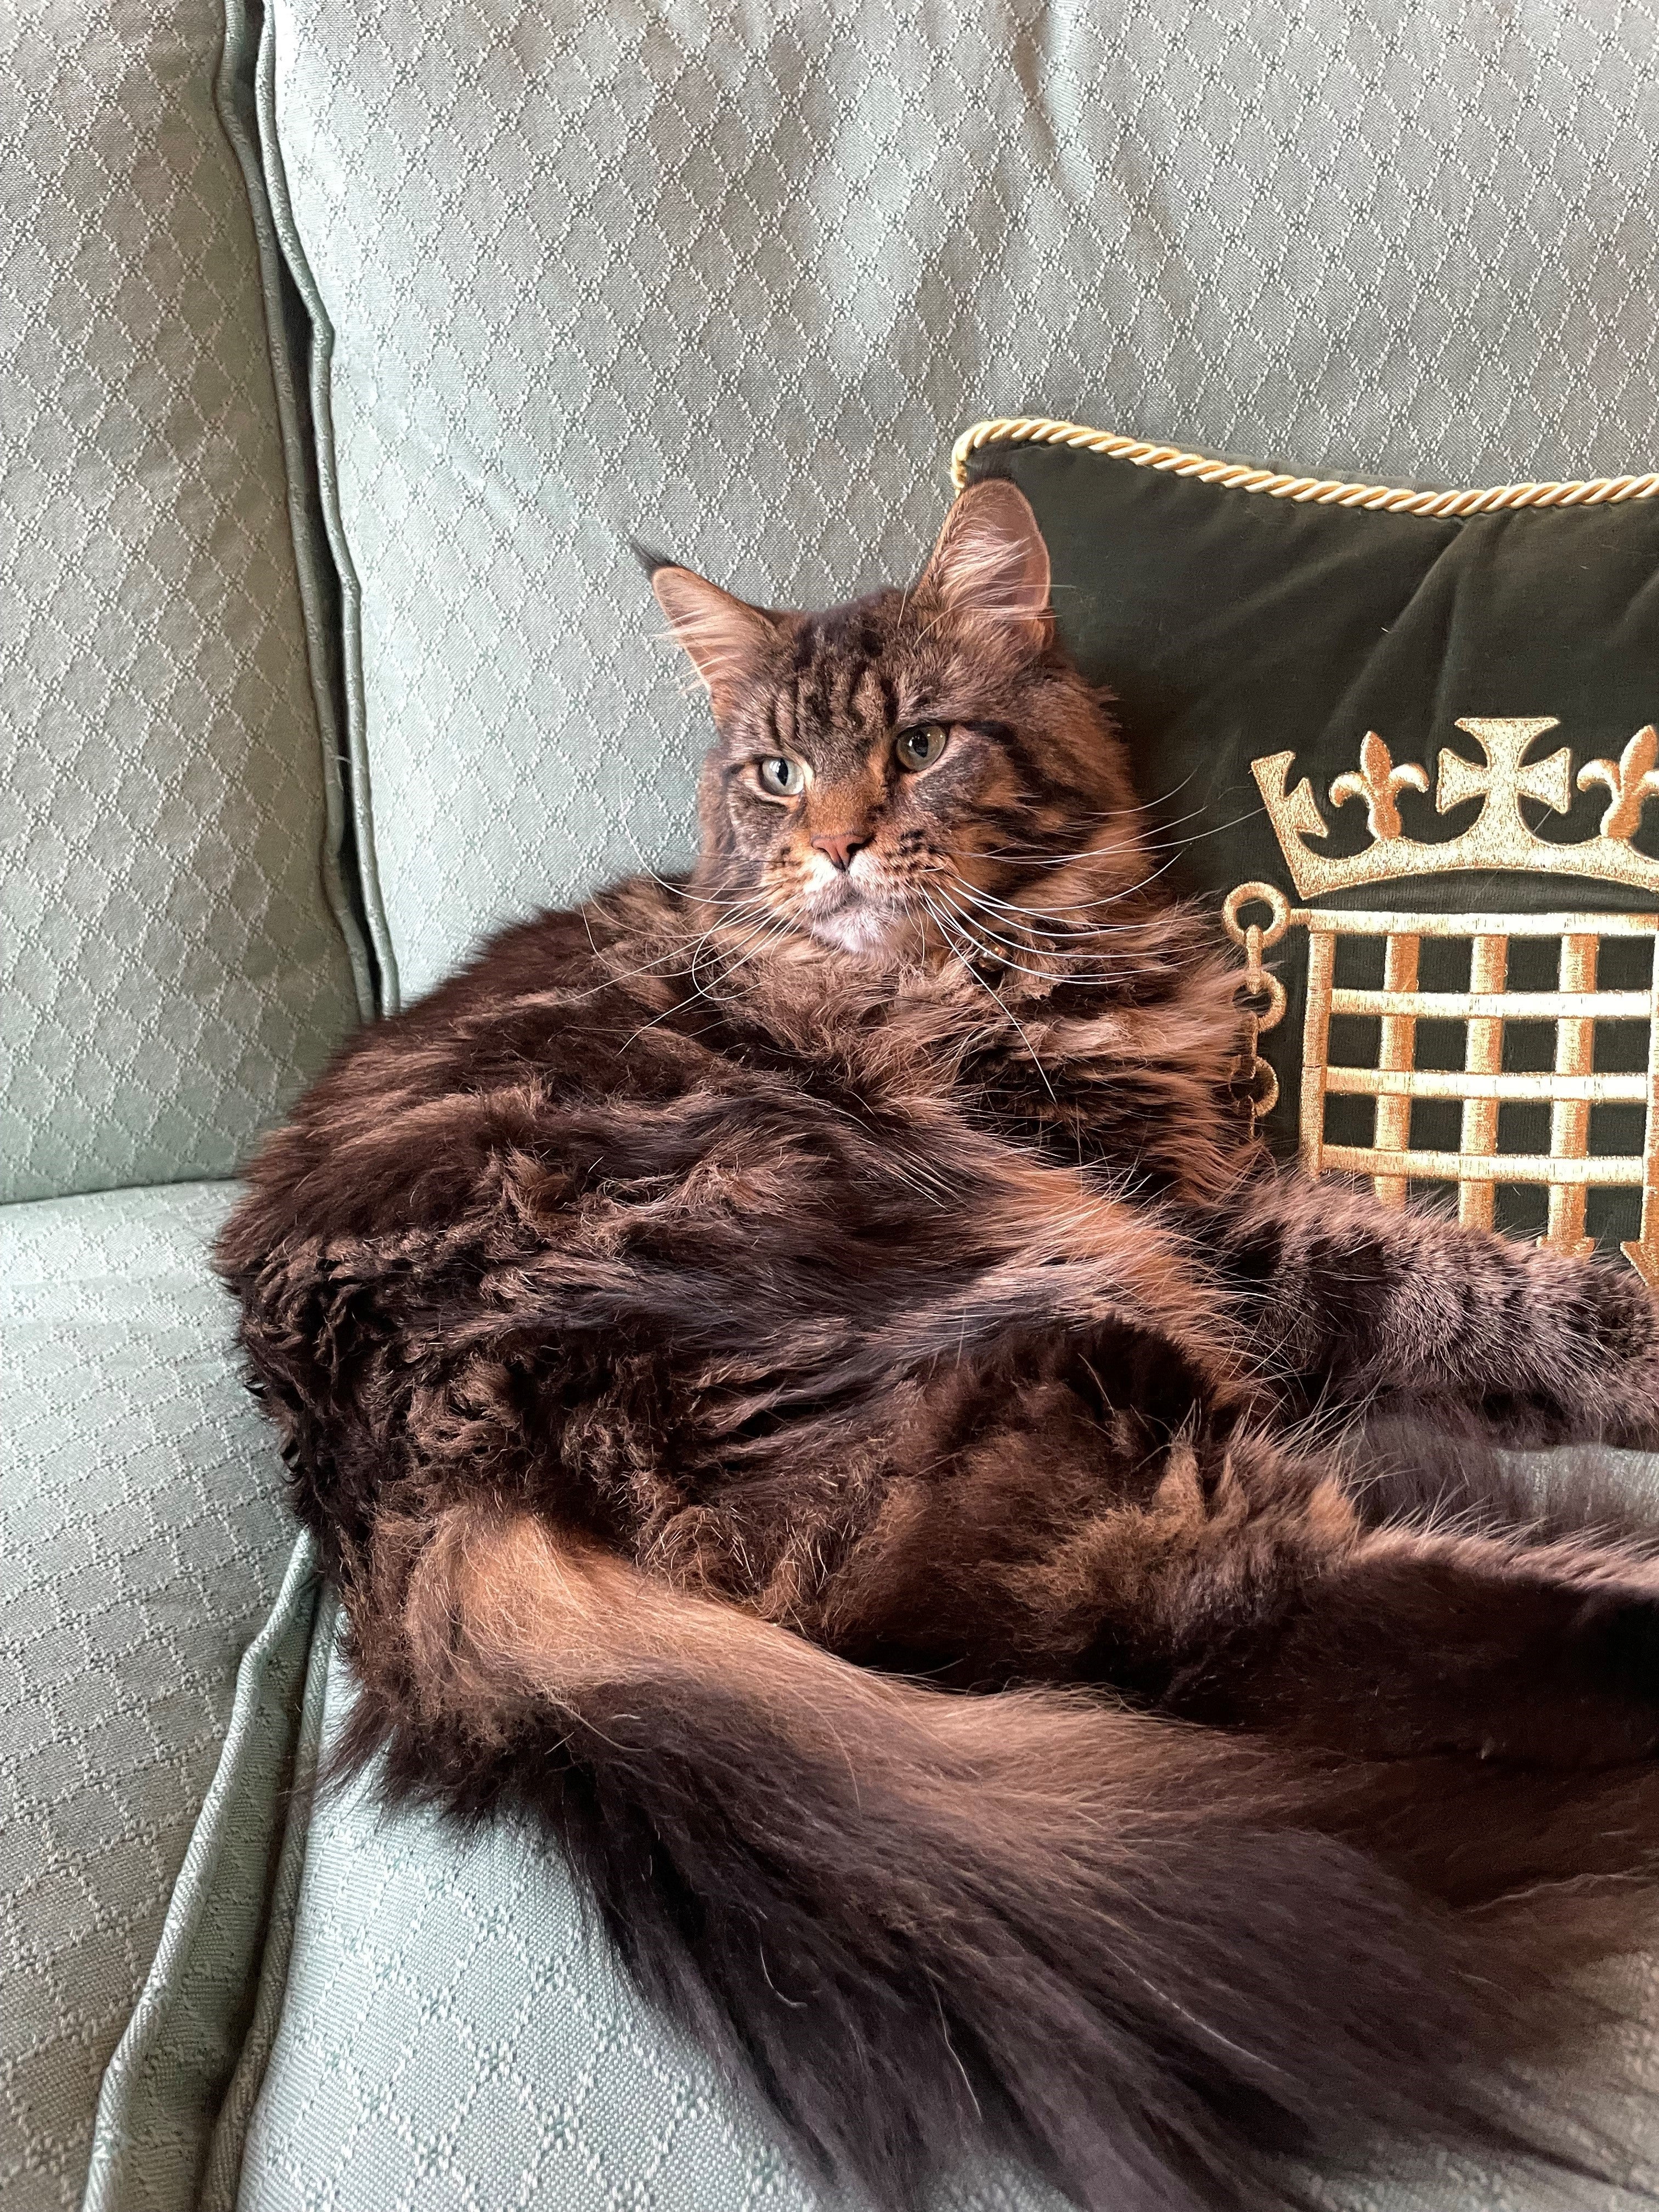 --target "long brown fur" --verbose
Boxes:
[220,481,1659,2210]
